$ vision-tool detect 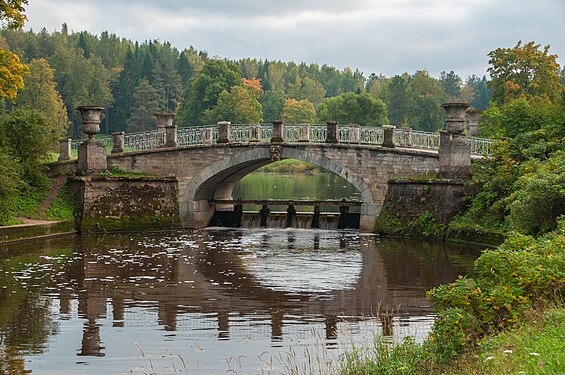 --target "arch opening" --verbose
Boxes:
[180,146,379,232]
